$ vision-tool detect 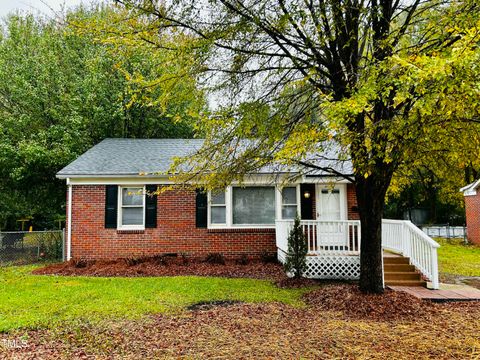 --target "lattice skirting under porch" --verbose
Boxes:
[304,255,360,280]
[278,250,360,280]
